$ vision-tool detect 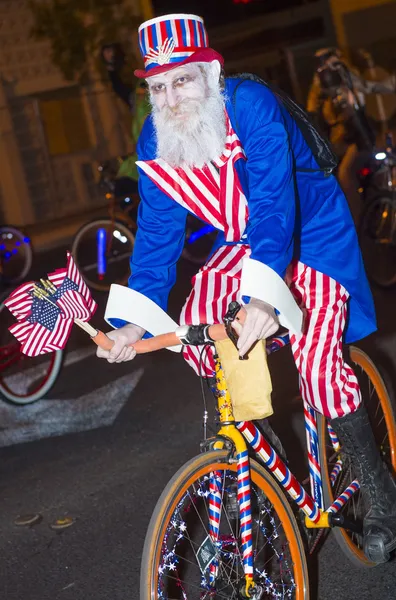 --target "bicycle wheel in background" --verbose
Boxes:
[318,346,396,567]
[358,195,396,288]
[0,292,63,404]
[0,226,33,284]
[71,218,135,292]
[141,450,309,599]
[182,214,217,265]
